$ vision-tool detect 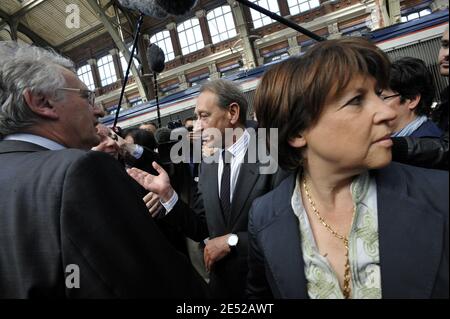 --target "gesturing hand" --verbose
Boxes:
[127,162,174,202]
